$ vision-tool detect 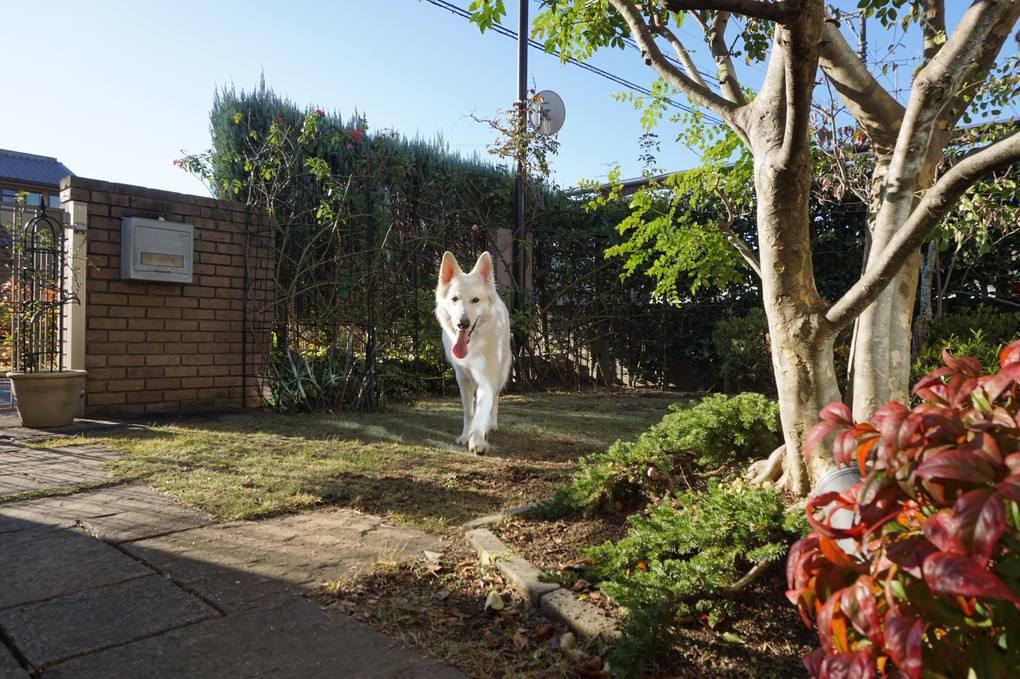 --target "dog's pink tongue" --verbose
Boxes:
[453,329,470,359]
